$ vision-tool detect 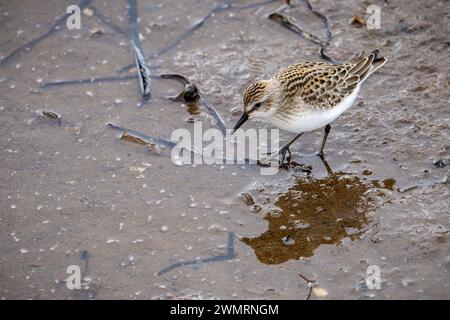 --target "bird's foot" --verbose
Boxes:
[259,147,292,167]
